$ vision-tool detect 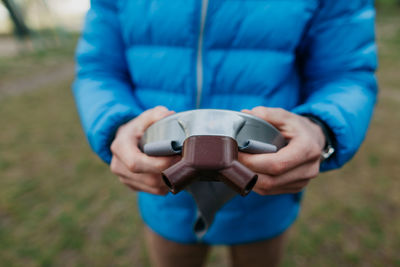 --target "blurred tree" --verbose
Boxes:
[1,0,31,38]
